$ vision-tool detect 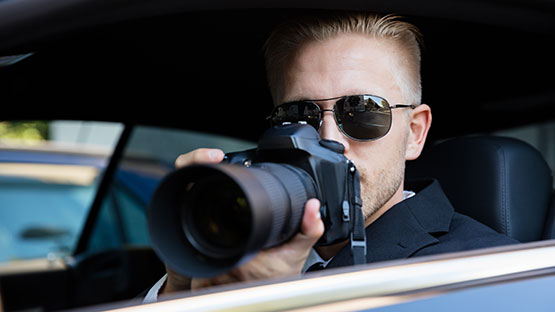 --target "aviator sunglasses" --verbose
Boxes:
[269,94,416,141]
